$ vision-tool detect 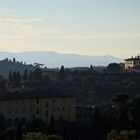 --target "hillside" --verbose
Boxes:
[0,58,35,78]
